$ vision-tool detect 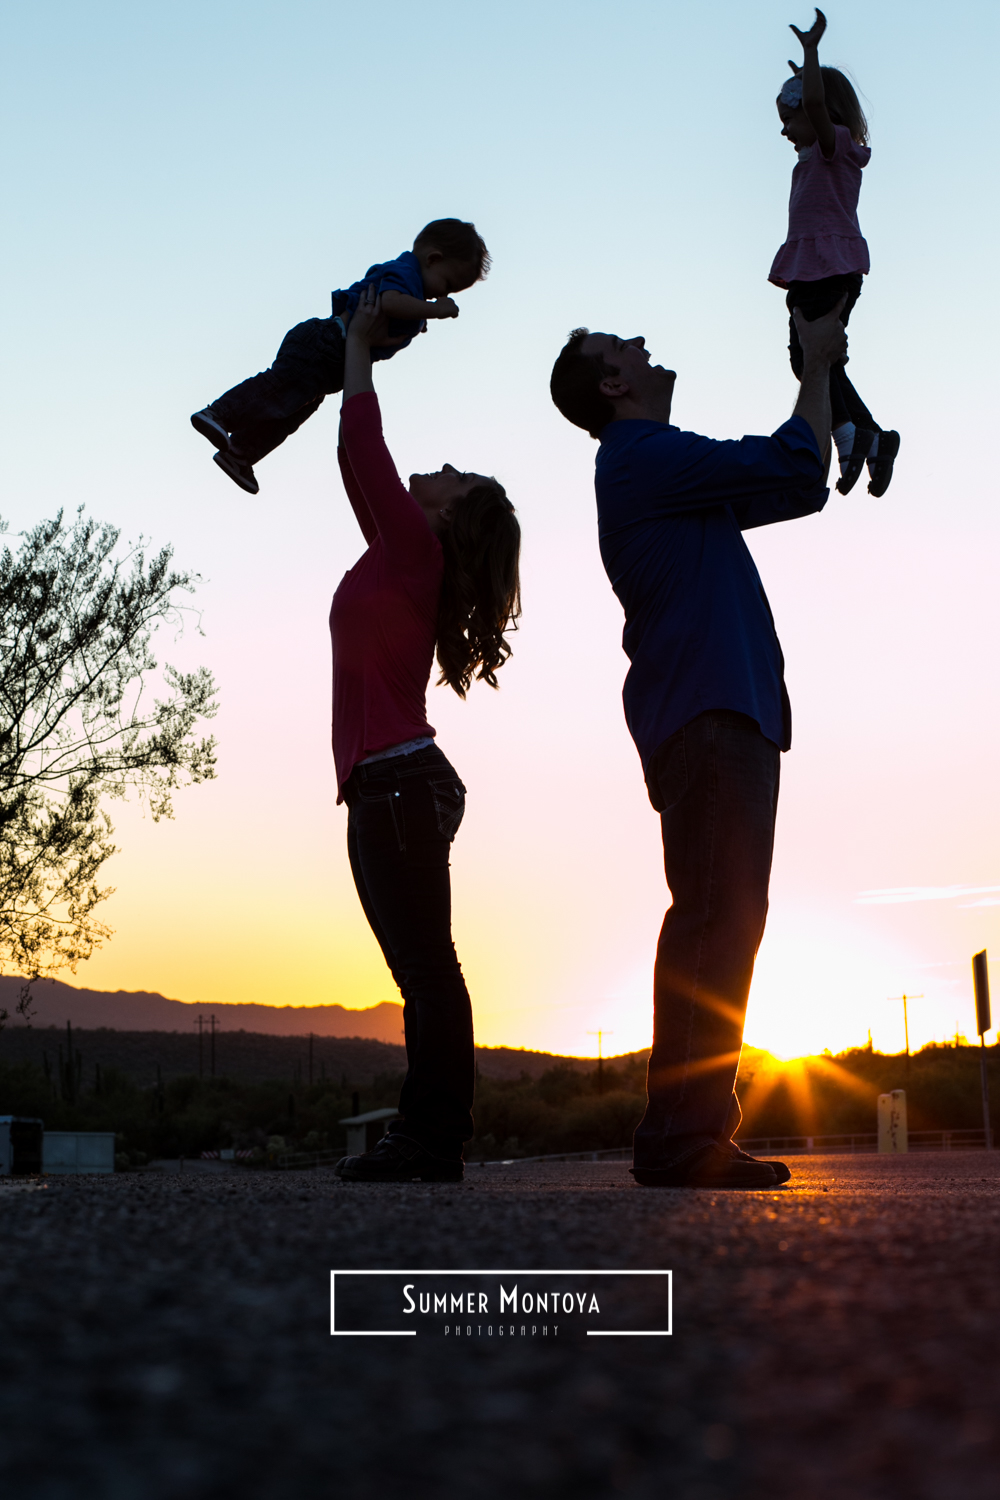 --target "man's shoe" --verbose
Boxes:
[835,427,877,494]
[631,1143,777,1189]
[867,429,900,497]
[213,449,260,495]
[335,1134,464,1183]
[191,407,231,451]
[730,1143,791,1185]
